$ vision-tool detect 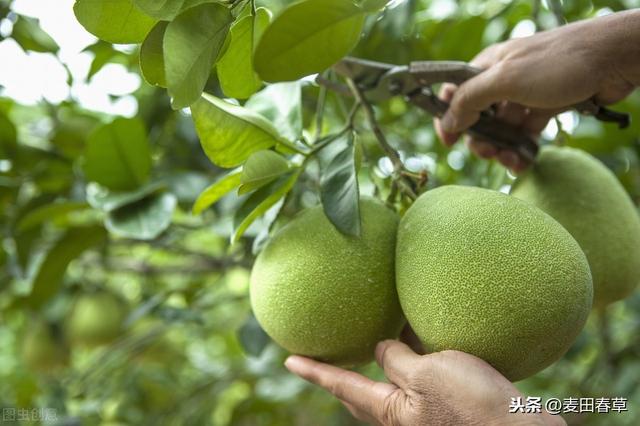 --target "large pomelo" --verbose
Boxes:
[396,185,592,381]
[250,198,404,366]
